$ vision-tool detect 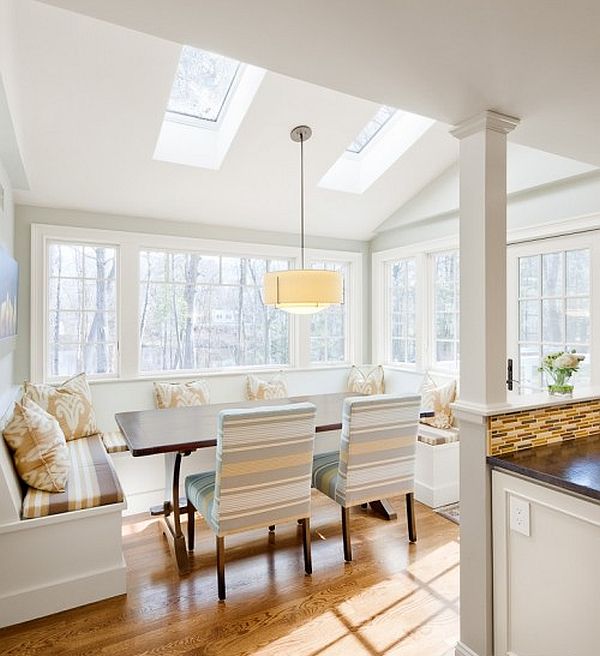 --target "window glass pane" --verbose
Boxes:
[432,251,459,370]
[167,46,240,122]
[48,243,118,378]
[519,344,541,388]
[566,297,590,344]
[519,300,540,342]
[139,250,289,371]
[542,298,564,342]
[310,261,348,364]
[542,252,563,296]
[566,250,590,296]
[515,246,590,391]
[519,255,539,298]
[346,105,397,154]
[388,258,417,364]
